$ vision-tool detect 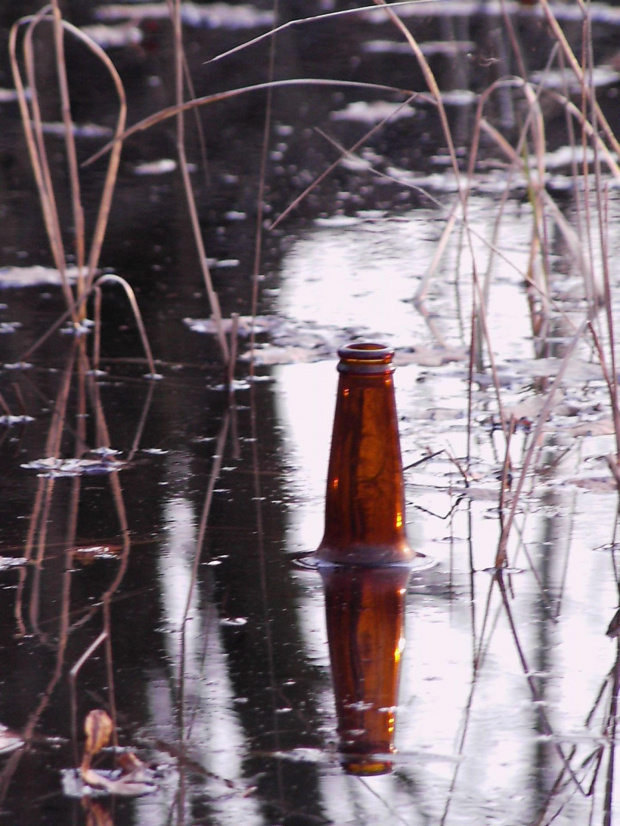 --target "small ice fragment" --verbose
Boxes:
[133,159,177,175]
